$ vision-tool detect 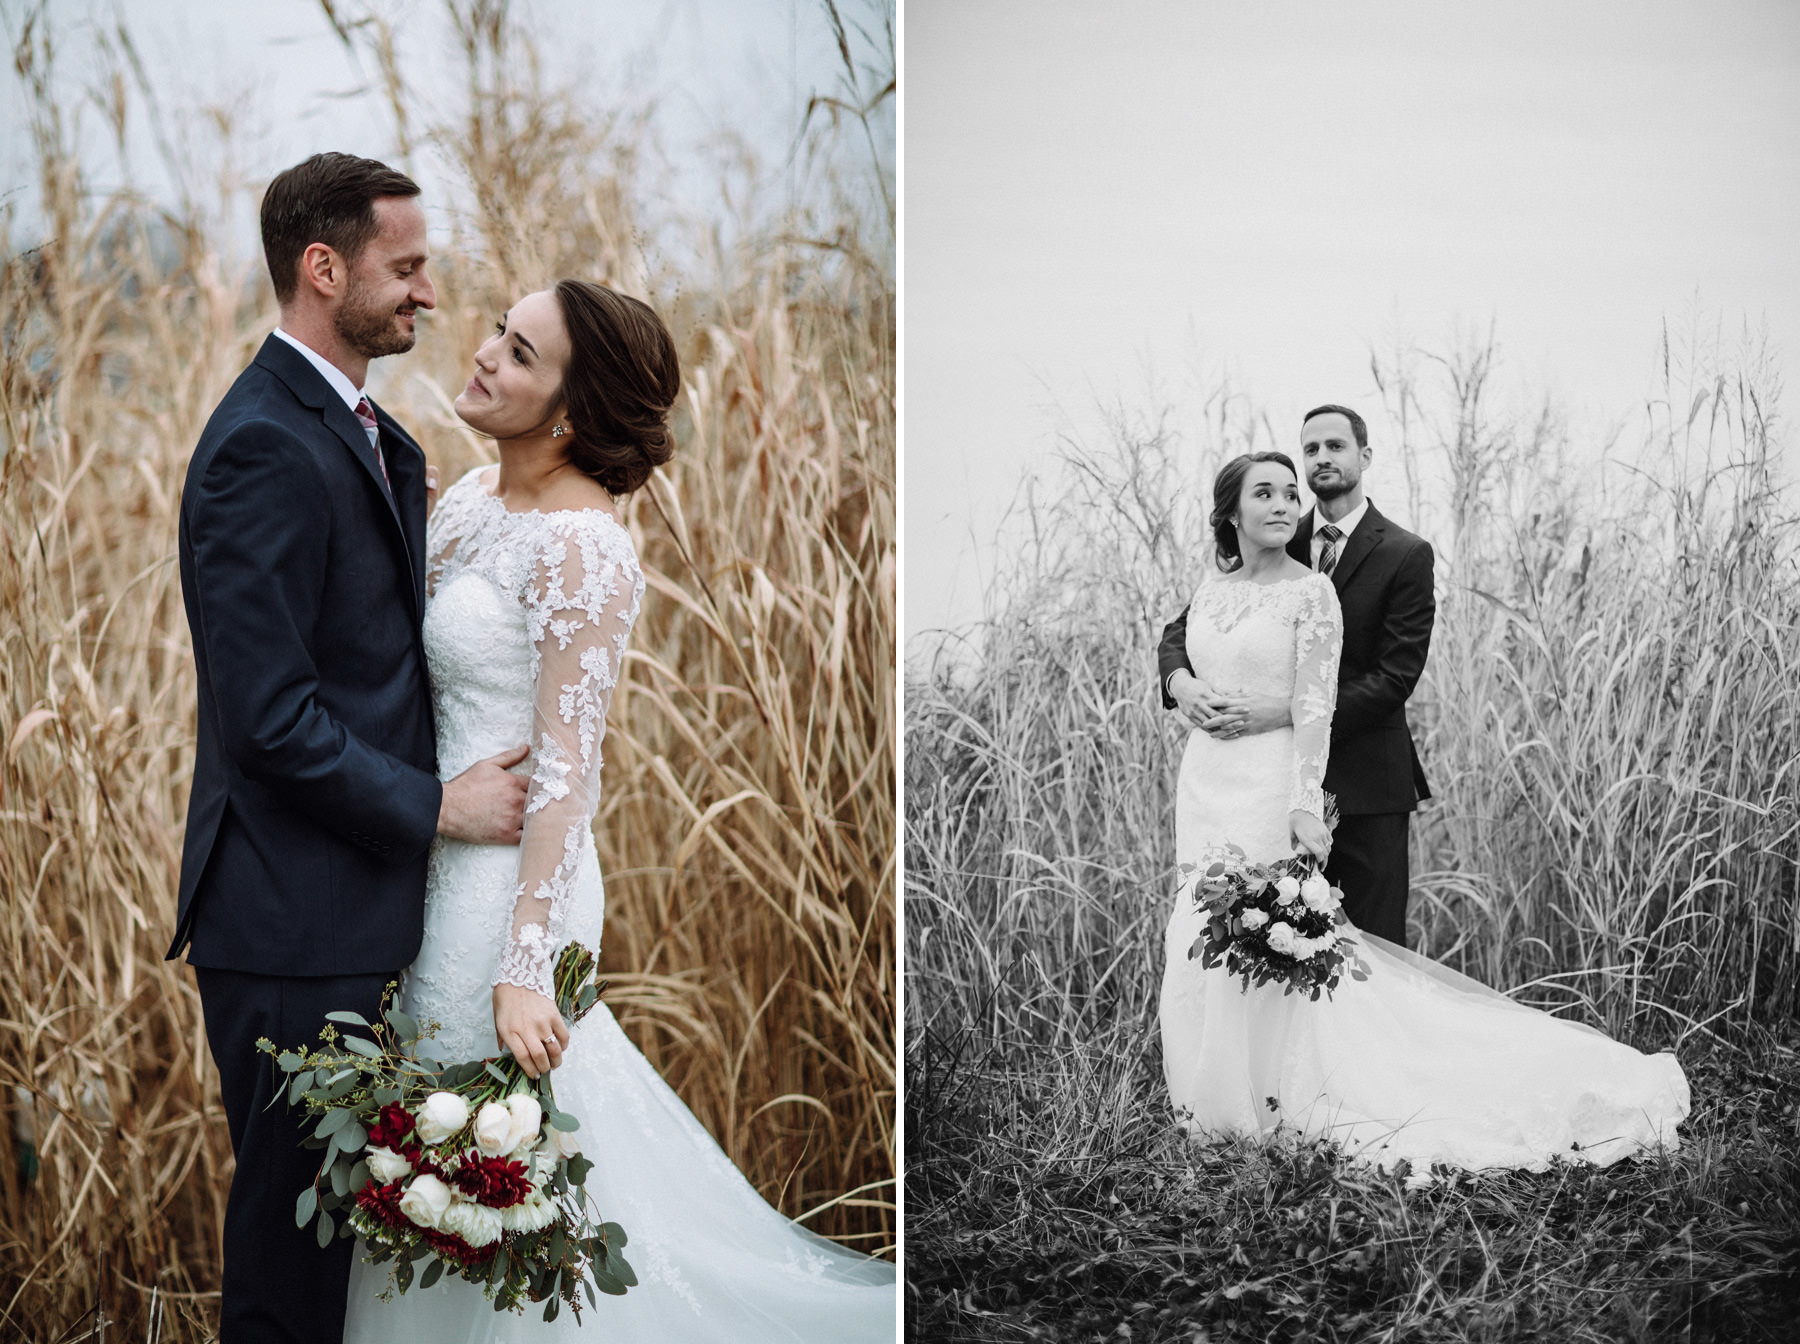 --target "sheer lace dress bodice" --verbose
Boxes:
[422,465,640,1004]
[1175,572,1340,861]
